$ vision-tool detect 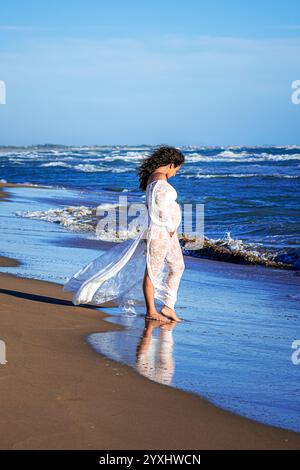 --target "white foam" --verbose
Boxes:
[40,161,73,168]
[185,152,300,163]
[16,205,95,231]
[73,163,106,172]
[15,202,122,234]
[181,173,300,179]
